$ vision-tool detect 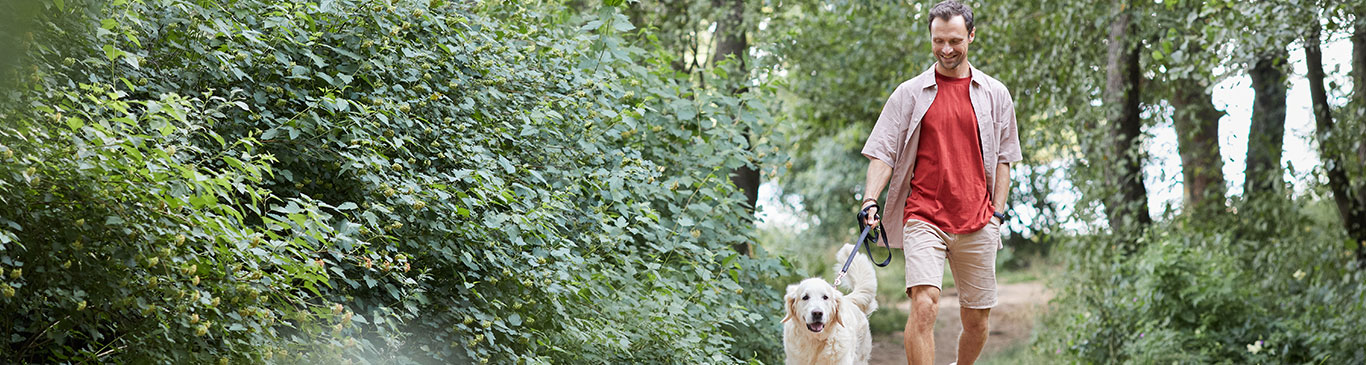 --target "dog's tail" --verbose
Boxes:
[836,244,878,315]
